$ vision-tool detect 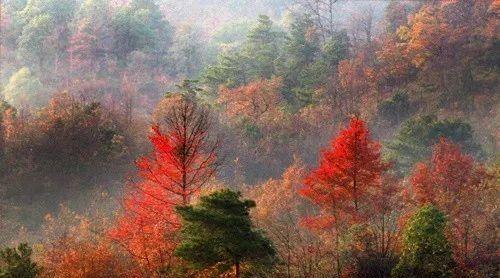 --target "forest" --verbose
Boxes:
[0,0,498,277]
